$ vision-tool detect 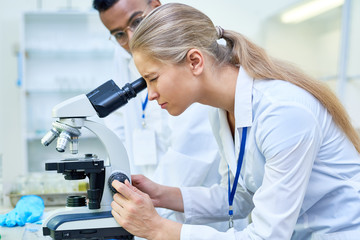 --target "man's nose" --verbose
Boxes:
[127,29,134,42]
